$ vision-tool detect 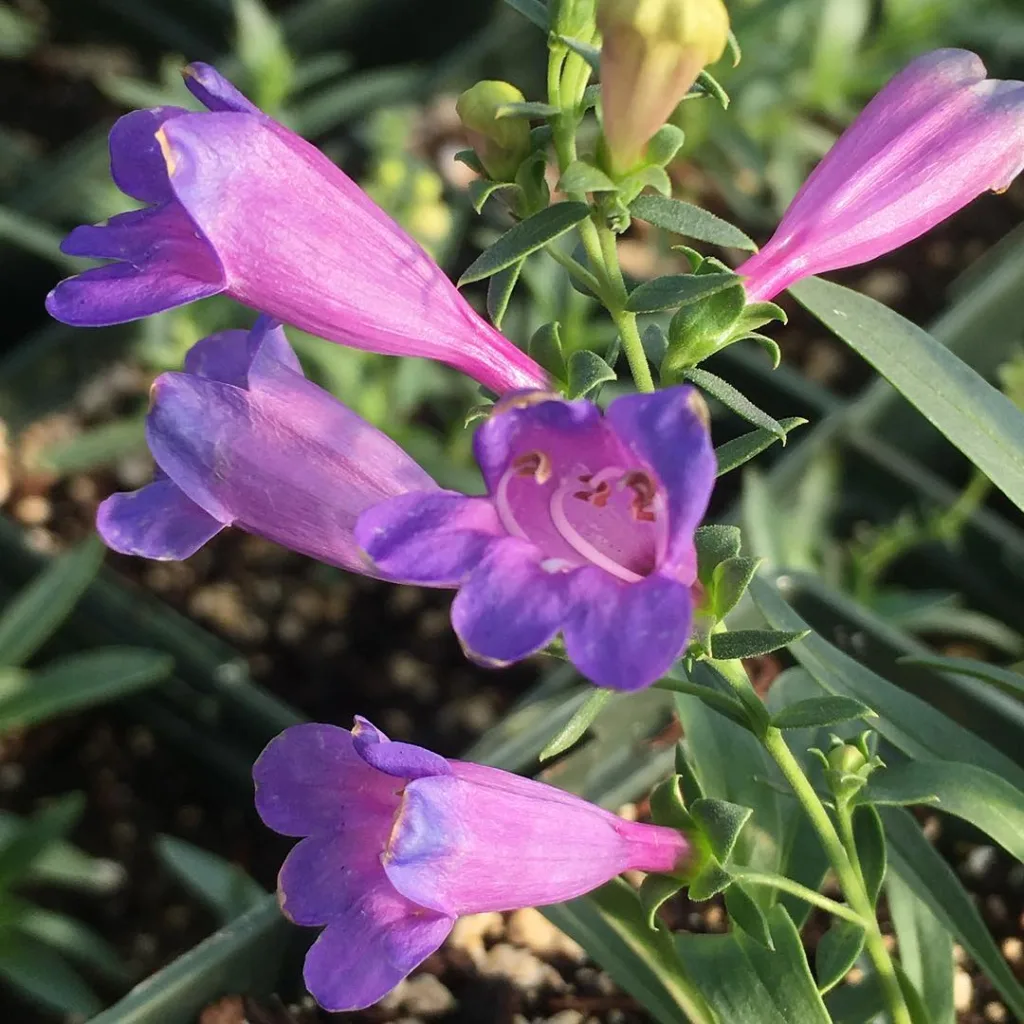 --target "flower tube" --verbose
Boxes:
[736,49,1024,301]
[254,718,690,1011]
[98,316,438,572]
[46,63,547,395]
